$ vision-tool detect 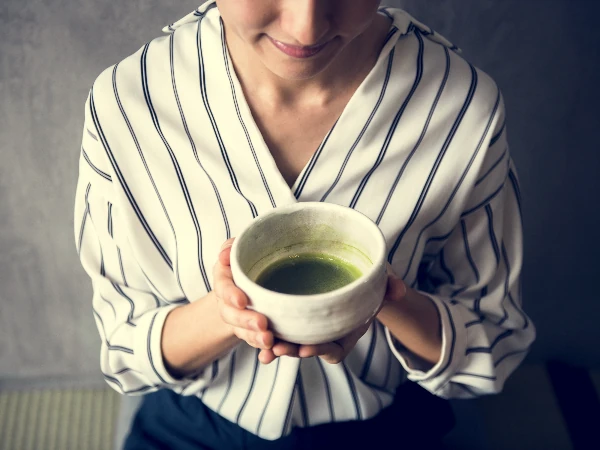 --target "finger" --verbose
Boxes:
[213,264,248,309]
[385,273,407,302]
[272,340,301,358]
[219,304,269,331]
[259,349,277,365]
[303,324,370,363]
[317,343,346,364]
[234,328,274,350]
[297,342,340,359]
[218,238,236,266]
